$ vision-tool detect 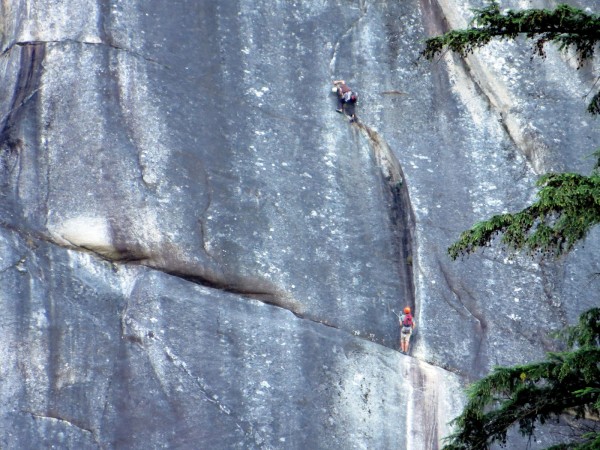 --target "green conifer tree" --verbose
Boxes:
[423,2,600,260]
[443,309,600,449]
[423,2,600,114]
[422,2,600,448]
